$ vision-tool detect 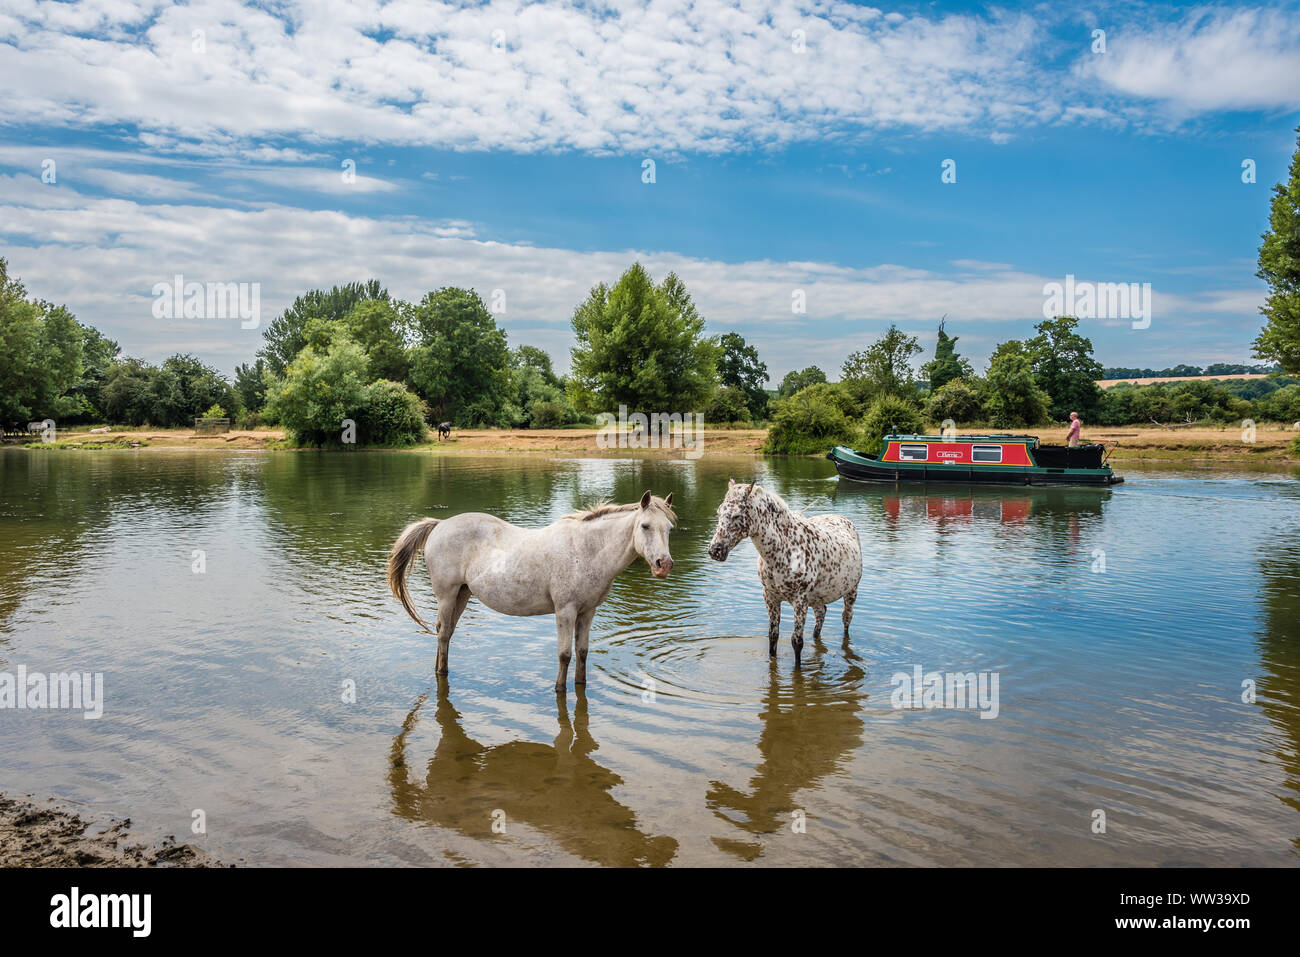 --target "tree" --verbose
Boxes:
[234,358,269,414]
[263,326,371,444]
[924,378,984,424]
[841,324,923,412]
[0,259,88,422]
[921,319,972,390]
[1026,316,1103,421]
[983,341,1051,427]
[568,263,719,414]
[159,354,240,425]
[405,287,512,426]
[258,280,387,375]
[1253,125,1300,375]
[860,394,926,456]
[716,332,769,418]
[343,298,409,383]
[777,366,826,398]
[703,384,752,424]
